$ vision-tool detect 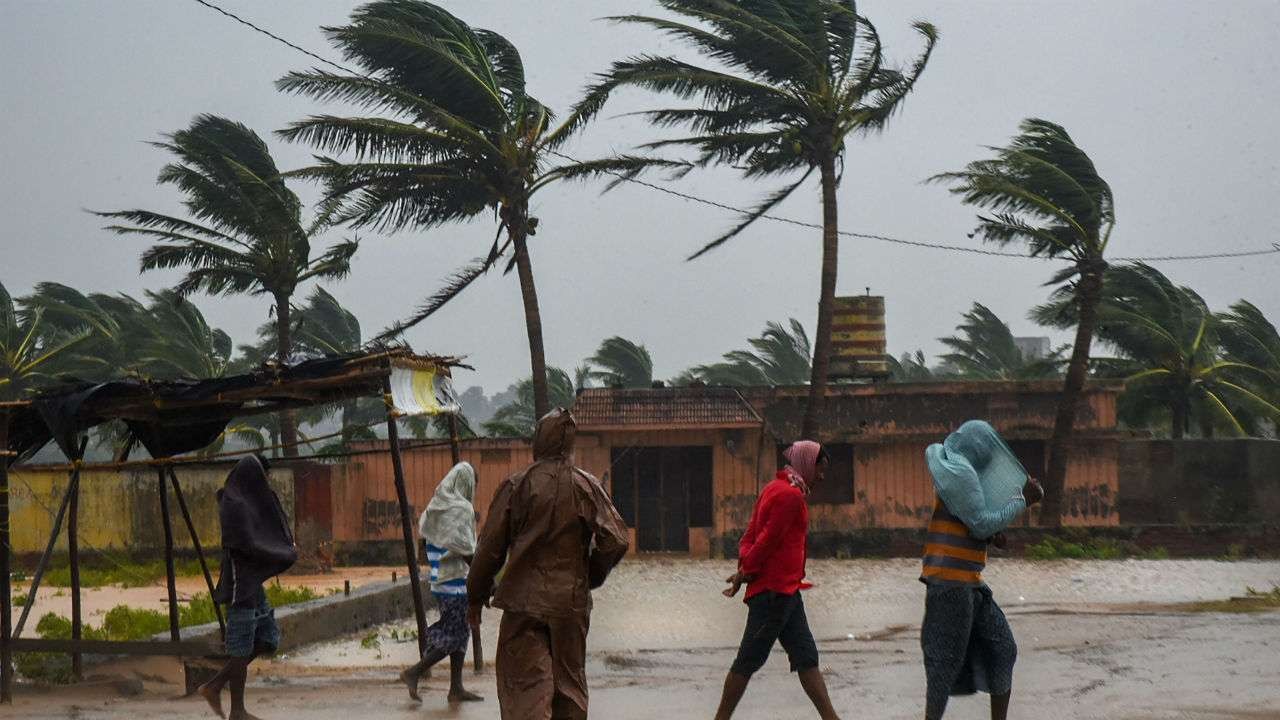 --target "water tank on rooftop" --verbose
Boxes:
[828,295,889,380]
